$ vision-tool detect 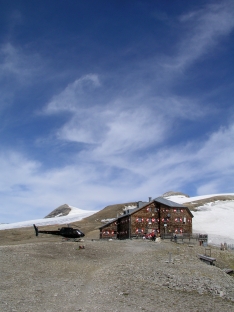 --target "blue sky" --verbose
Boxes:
[0,0,234,223]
